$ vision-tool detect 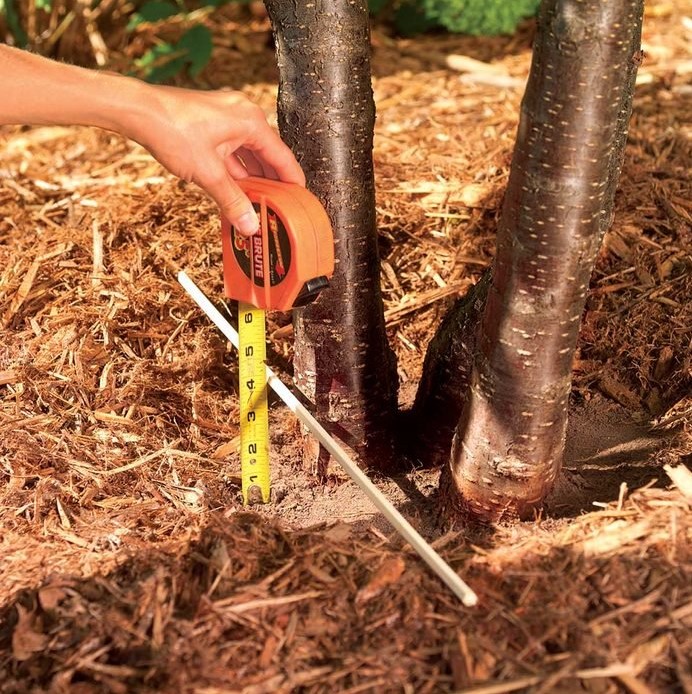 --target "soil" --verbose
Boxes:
[1,2,691,693]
